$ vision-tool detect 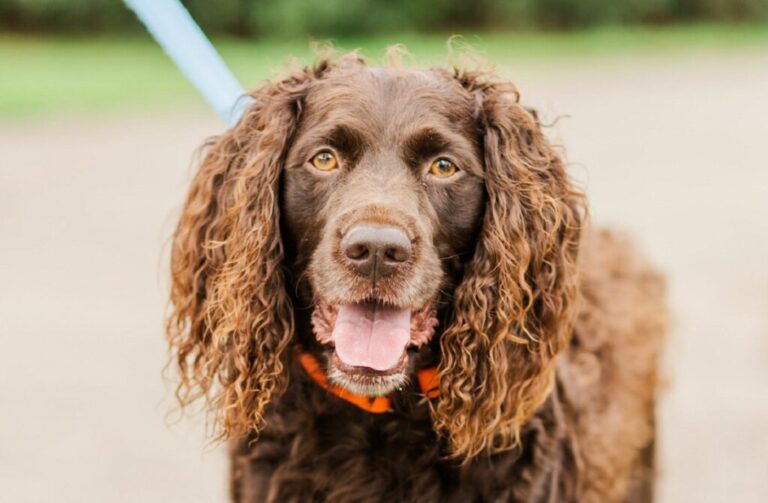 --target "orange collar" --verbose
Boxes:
[298,352,440,413]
